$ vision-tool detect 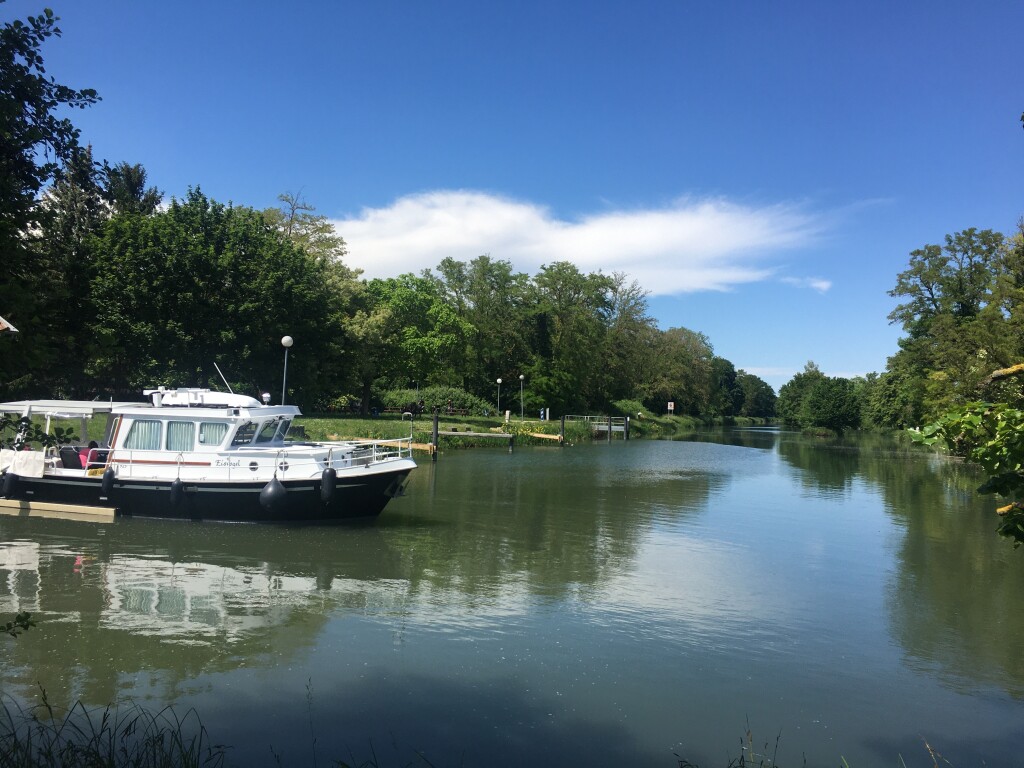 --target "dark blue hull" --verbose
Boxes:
[0,467,413,523]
